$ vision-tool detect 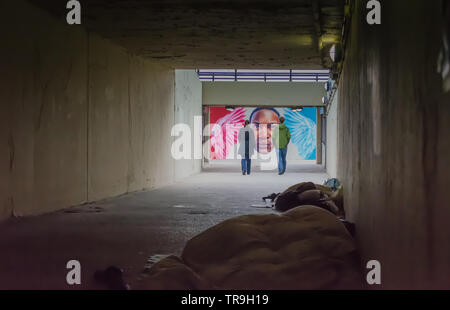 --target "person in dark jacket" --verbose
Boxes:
[238,120,256,175]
